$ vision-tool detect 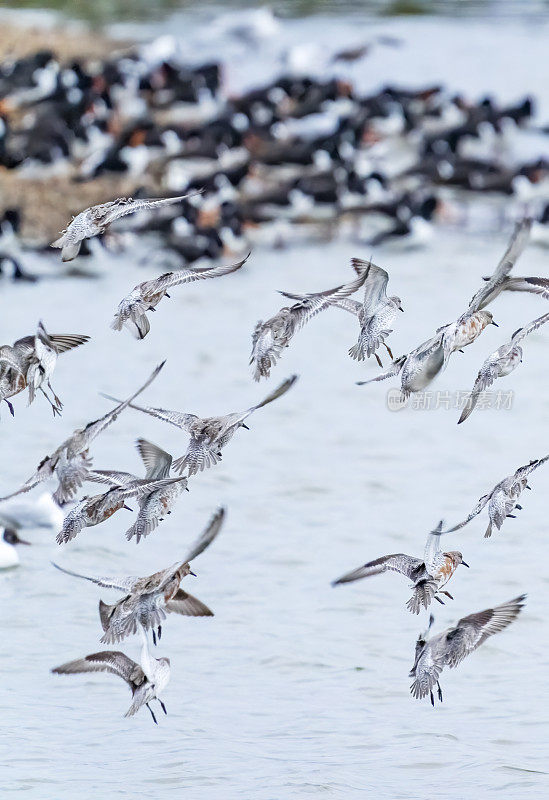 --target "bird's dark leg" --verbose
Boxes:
[48,380,63,411]
[507,514,516,518]
[157,625,162,641]
[430,690,435,707]
[147,703,158,724]
[148,306,156,312]
[375,352,383,368]
[441,590,453,600]
[152,629,157,646]
[515,504,522,510]
[159,699,167,715]
[435,595,445,605]
[40,387,61,417]
[383,341,393,360]
[165,293,170,298]
[437,682,443,702]
[458,349,465,354]
[4,399,15,416]
[526,485,532,490]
